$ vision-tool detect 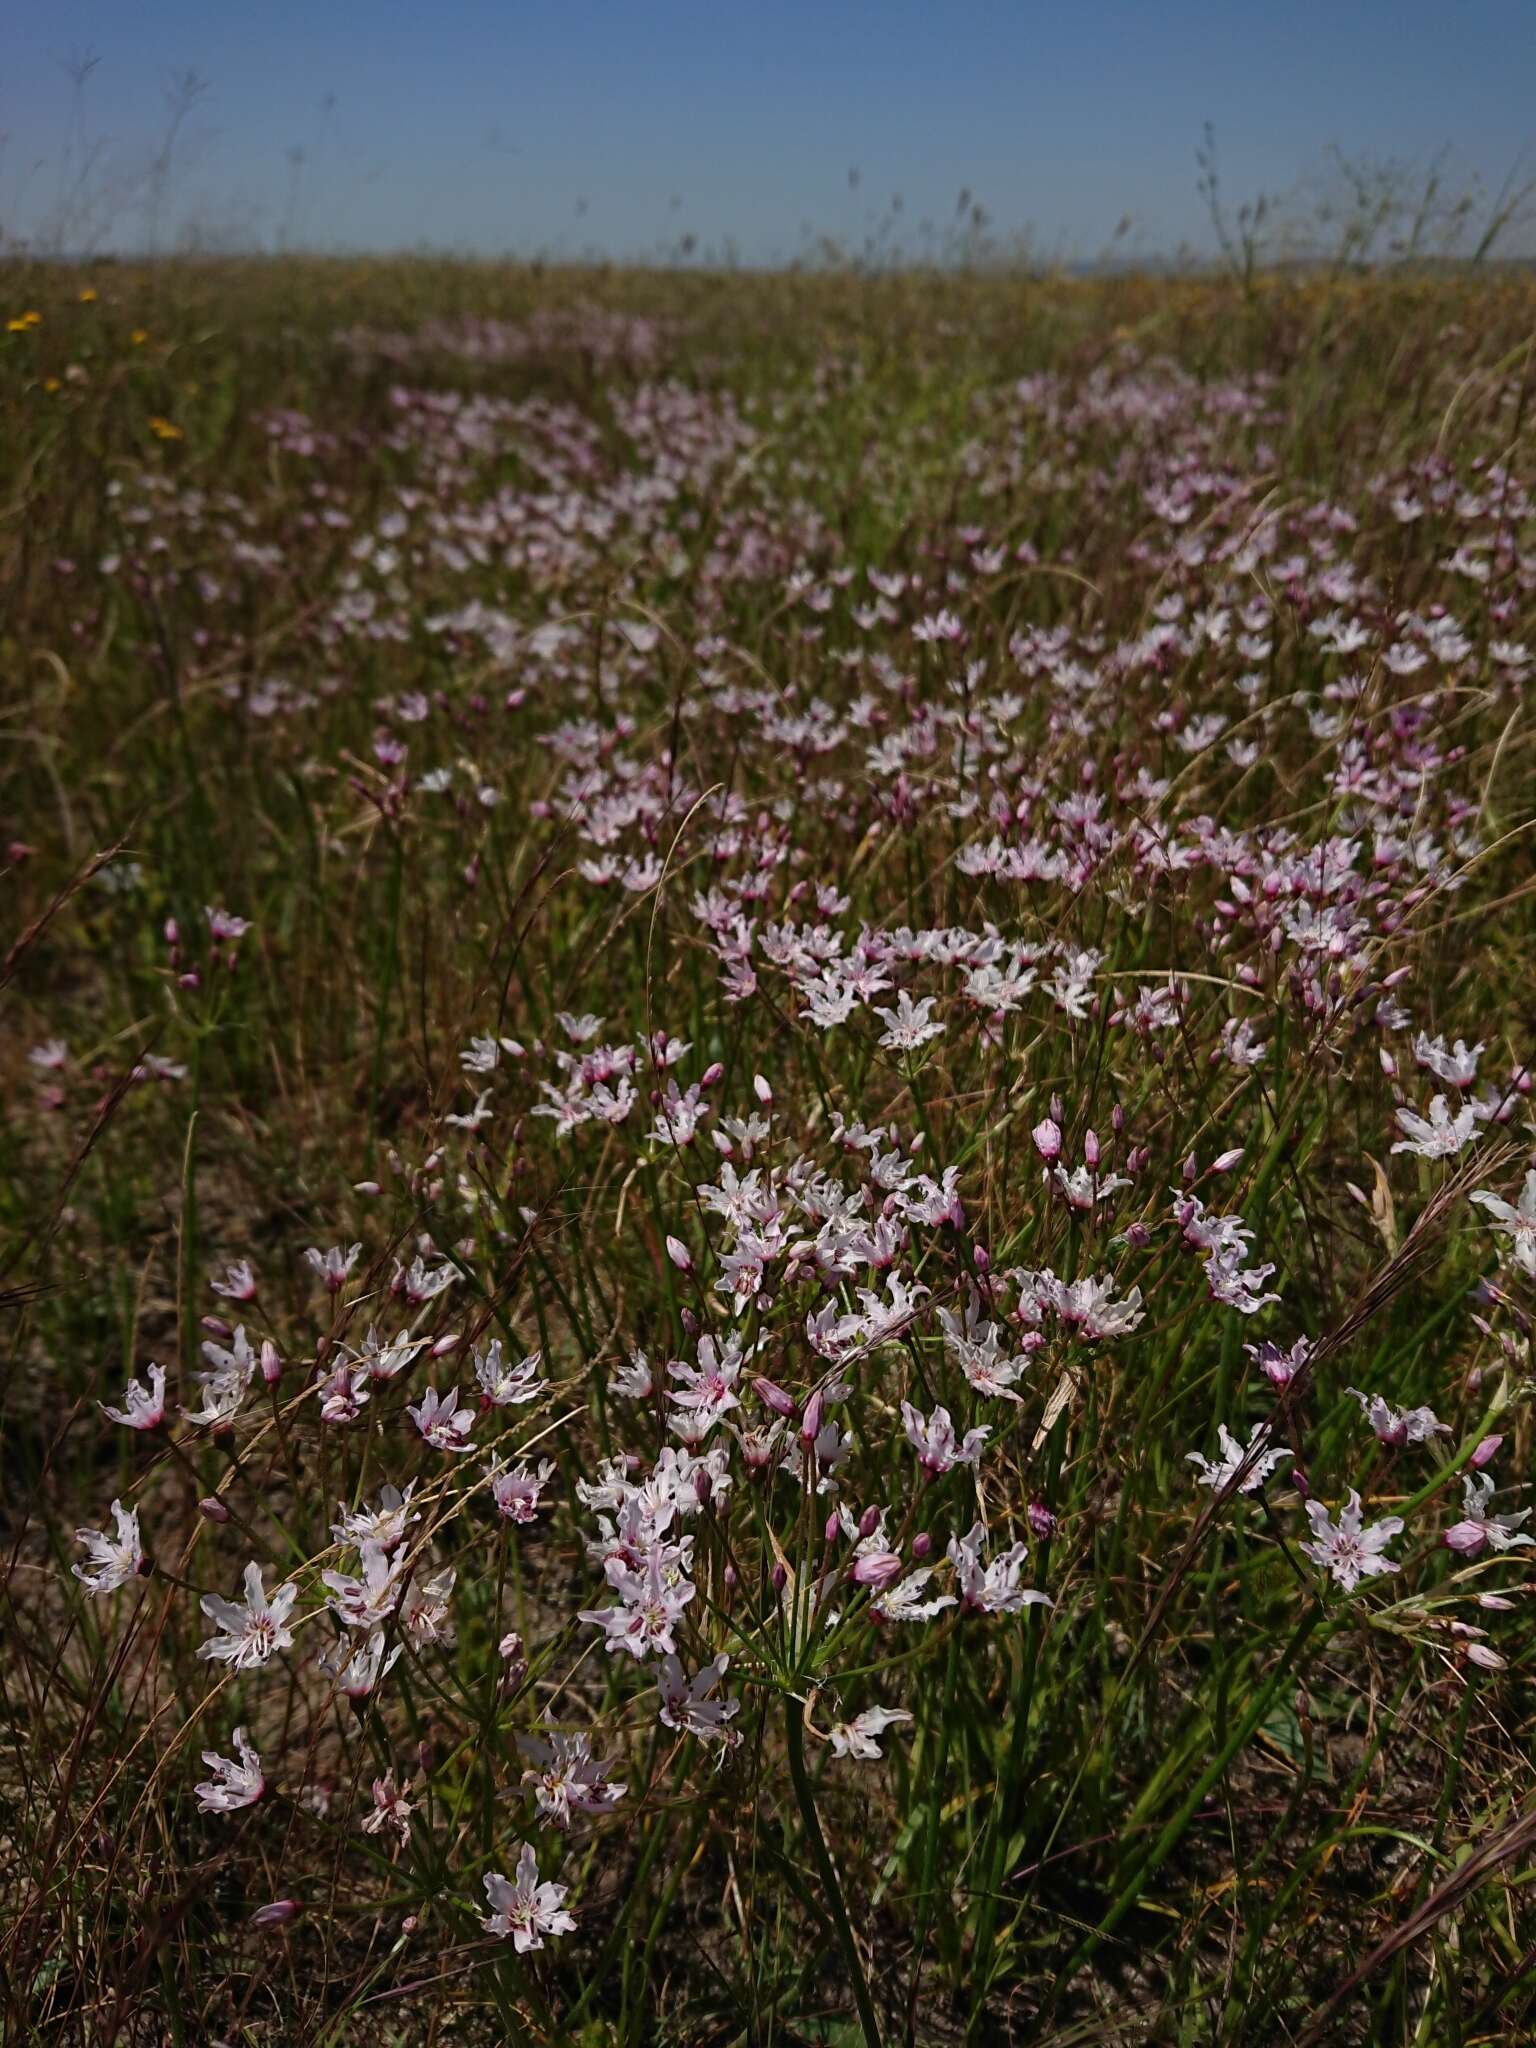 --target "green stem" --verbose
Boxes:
[785,1695,883,2048]
[1065,1598,1327,1983]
